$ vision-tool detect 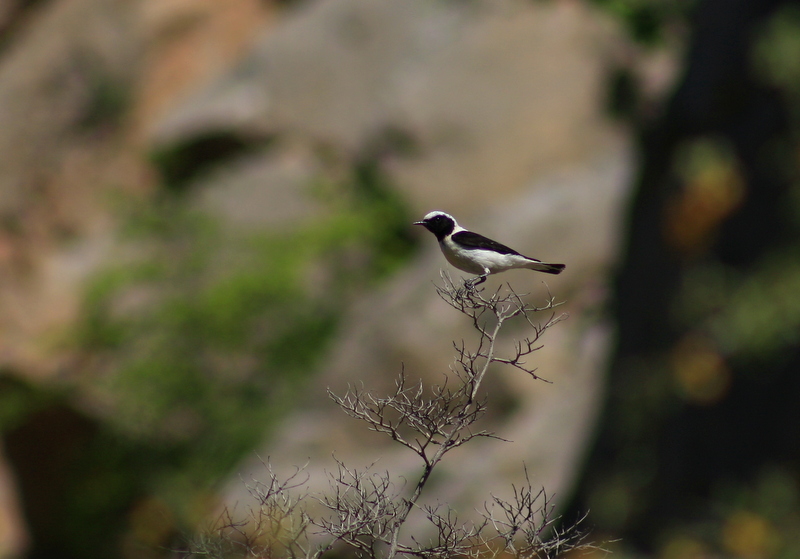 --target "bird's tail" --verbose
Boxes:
[525,260,565,275]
